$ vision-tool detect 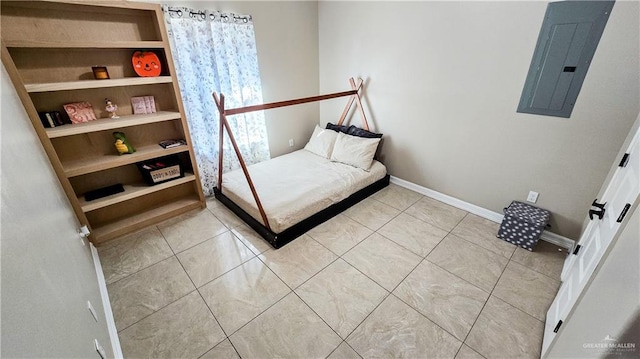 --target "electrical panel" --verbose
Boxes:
[517,1,615,118]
